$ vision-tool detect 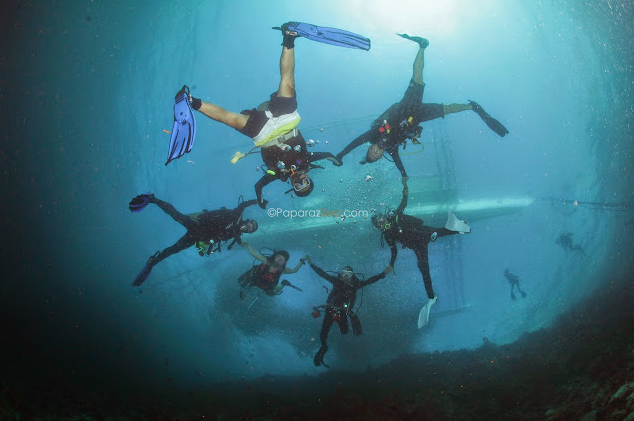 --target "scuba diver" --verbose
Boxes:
[174,22,374,207]
[128,193,258,286]
[237,242,307,298]
[555,232,586,257]
[503,268,527,300]
[254,128,341,207]
[371,178,471,328]
[335,34,509,178]
[307,256,392,368]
